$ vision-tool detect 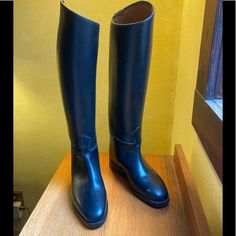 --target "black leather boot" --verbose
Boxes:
[57,1,107,228]
[109,1,169,208]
